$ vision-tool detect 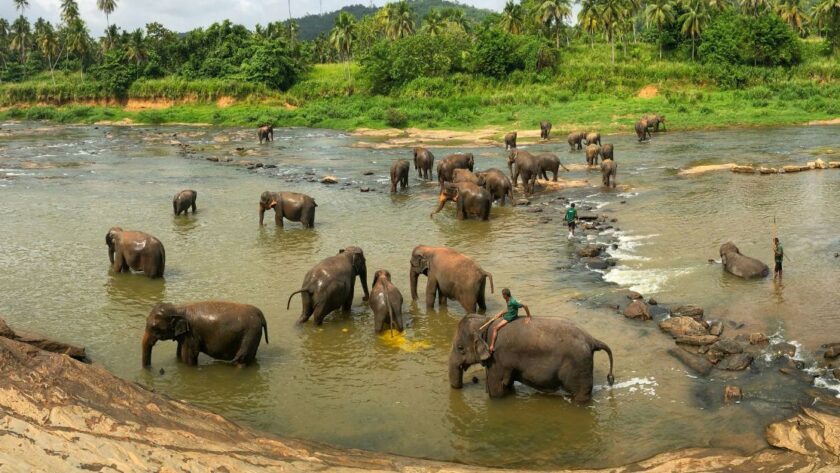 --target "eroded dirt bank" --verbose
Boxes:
[1,336,839,472]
